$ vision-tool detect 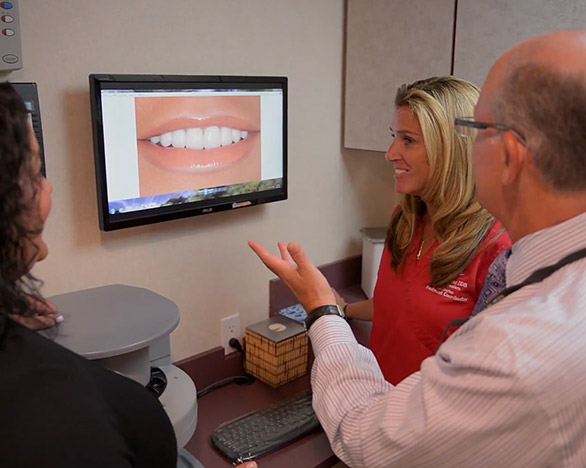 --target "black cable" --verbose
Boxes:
[229,337,244,353]
[197,374,254,399]
[196,337,255,398]
[230,336,250,375]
